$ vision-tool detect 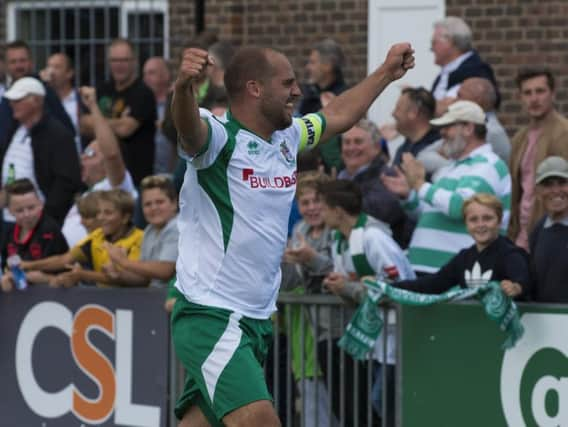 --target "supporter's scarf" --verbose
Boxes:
[338,279,524,360]
[334,213,376,276]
